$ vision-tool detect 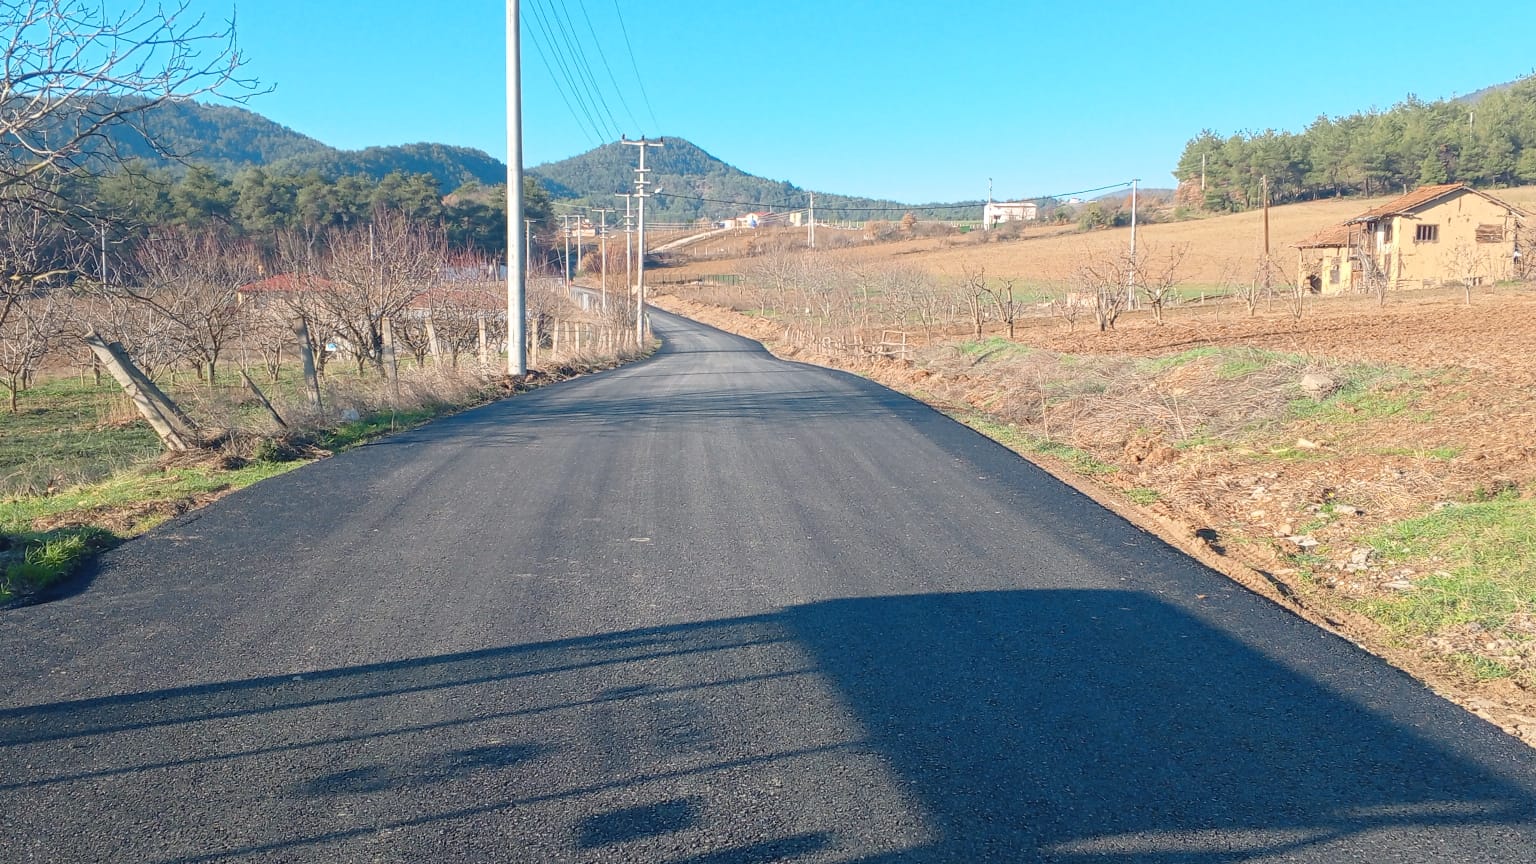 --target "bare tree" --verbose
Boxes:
[311,212,446,376]
[1228,258,1263,317]
[1351,232,1390,307]
[1445,240,1488,306]
[983,279,1019,339]
[120,228,260,383]
[0,289,64,412]
[0,188,72,332]
[1051,292,1087,333]
[958,265,990,338]
[1131,242,1189,324]
[1073,250,1128,332]
[0,1,257,202]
